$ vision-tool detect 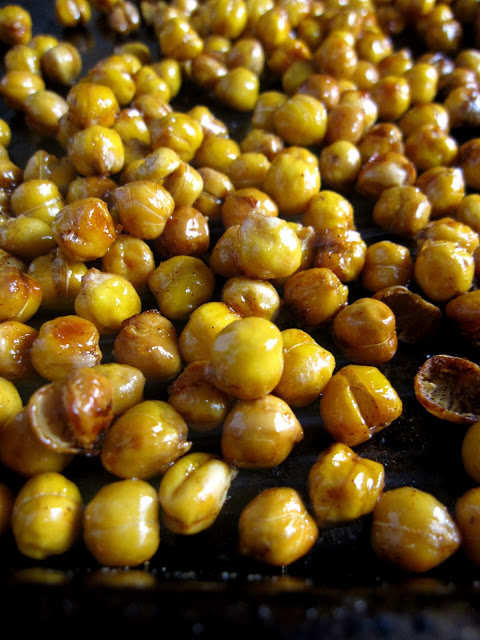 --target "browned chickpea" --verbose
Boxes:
[23,90,69,138]
[153,205,210,259]
[356,151,417,199]
[372,487,461,573]
[68,125,125,177]
[66,83,119,130]
[238,487,318,566]
[362,240,413,292]
[0,5,32,46]
[158,16,204,60]
[4,43,40,74]
[221,276,281,321]
[52,197,118,262]
[0,266,42,324]
[24,151,76,192]
[227,36,265,74]
[283,267,349,329]
[332,297,398,365]
[302,190,354,232]
[194,166,234,220]
[415,165,465,218]
[457,194,480,234]
[0,320,38,381]
[404,125,458,172]
[456,487,480,566]
[250,90,288,131]
[167,360,232,432]
[148,255,215,322]
[372,185,432,238]
[55,0,91,26]
[272,93,327,147]
[415,217,479,253]
[358,122,405,164]
[320,364,403,446]
[187,52,228,90]
[445,86,480,129]
[149,112,204,163]
[187,105,229,138]
[457,138,480,190]
[356,29,393,65]
[208,225,244,278]
[221,394,303,468]
[193,135,240,174]
[319,140,362,191]
[0,70,45,111]
[0,217,56,262]
[66,175,116,204]
[314,228,367,283]
[227,152,270,190]
[446,289,480,346]
[29,315,102,381]
[371,74,411,121]
[101,236,155,296]
[221,186,277,228]
[377,48,413,78]
[215,66,260,112]
[255,6,291,49]
[438,67,479,98]
[101,399,191,480]
[398,103,450,139]
[351,59,380,90]
[10,179,64,224]
[263,151,320,216]
[41,42,82,86]
[162,161,204,208]
[108,0,141,35]
[313,29,358,79]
